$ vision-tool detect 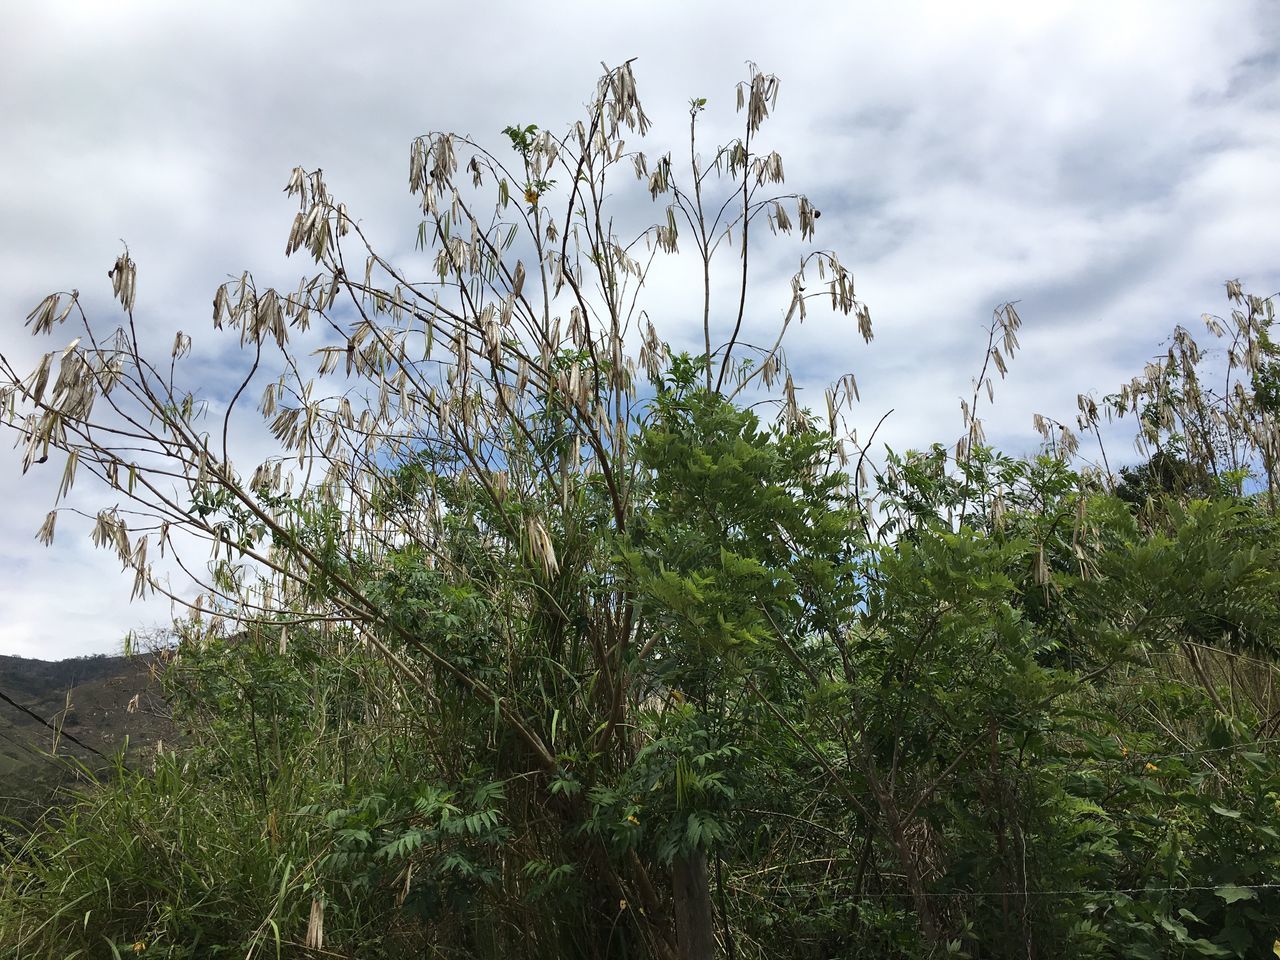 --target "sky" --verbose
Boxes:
[0,1,1277,659]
